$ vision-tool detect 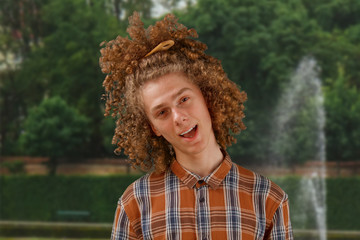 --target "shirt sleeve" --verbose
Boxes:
[267,195,294,240]
[111,202,138,240]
